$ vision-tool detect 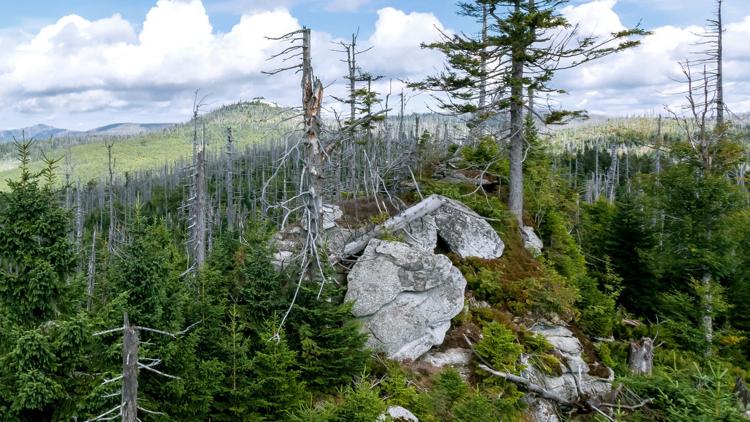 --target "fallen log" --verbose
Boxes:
[331,194,450,264]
